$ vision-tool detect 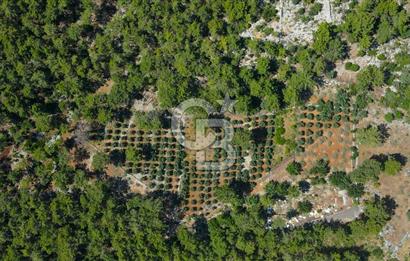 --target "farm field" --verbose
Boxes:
[295,96,354,172]
[102,113,288,217]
